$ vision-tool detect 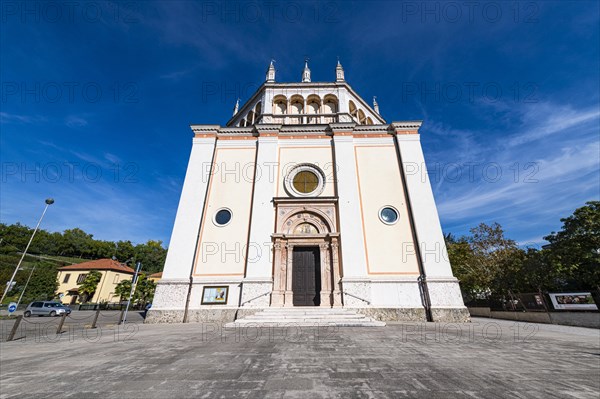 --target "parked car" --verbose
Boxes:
[24,301,72,317]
